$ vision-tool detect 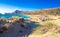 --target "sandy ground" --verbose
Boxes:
[27,15,60,37]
